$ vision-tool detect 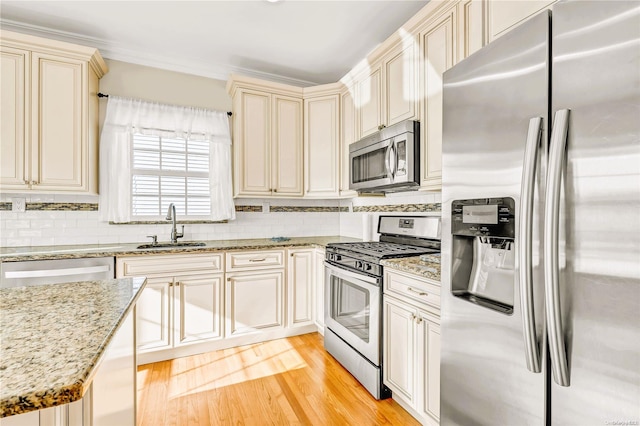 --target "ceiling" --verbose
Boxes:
[0,0,429,86]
